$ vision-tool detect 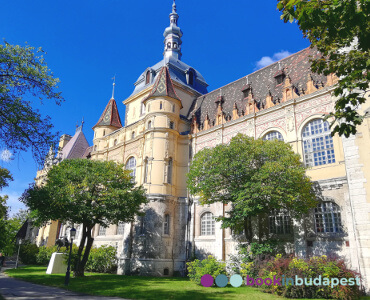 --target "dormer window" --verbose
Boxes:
[145,71,150,85]
[188,71,194,85]
[274,69,285,85]
[241,84,251,99]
